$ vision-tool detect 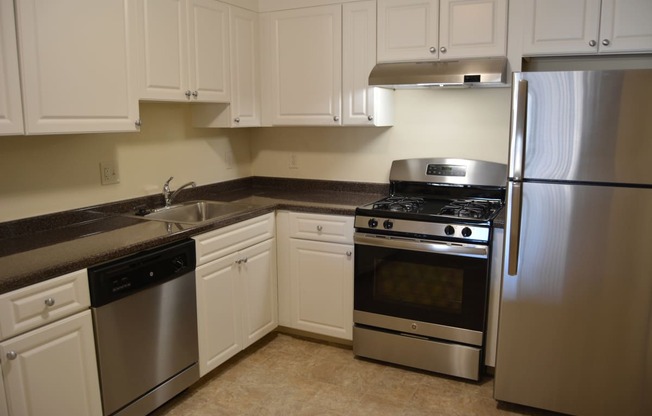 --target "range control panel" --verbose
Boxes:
[426,164,467,177]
